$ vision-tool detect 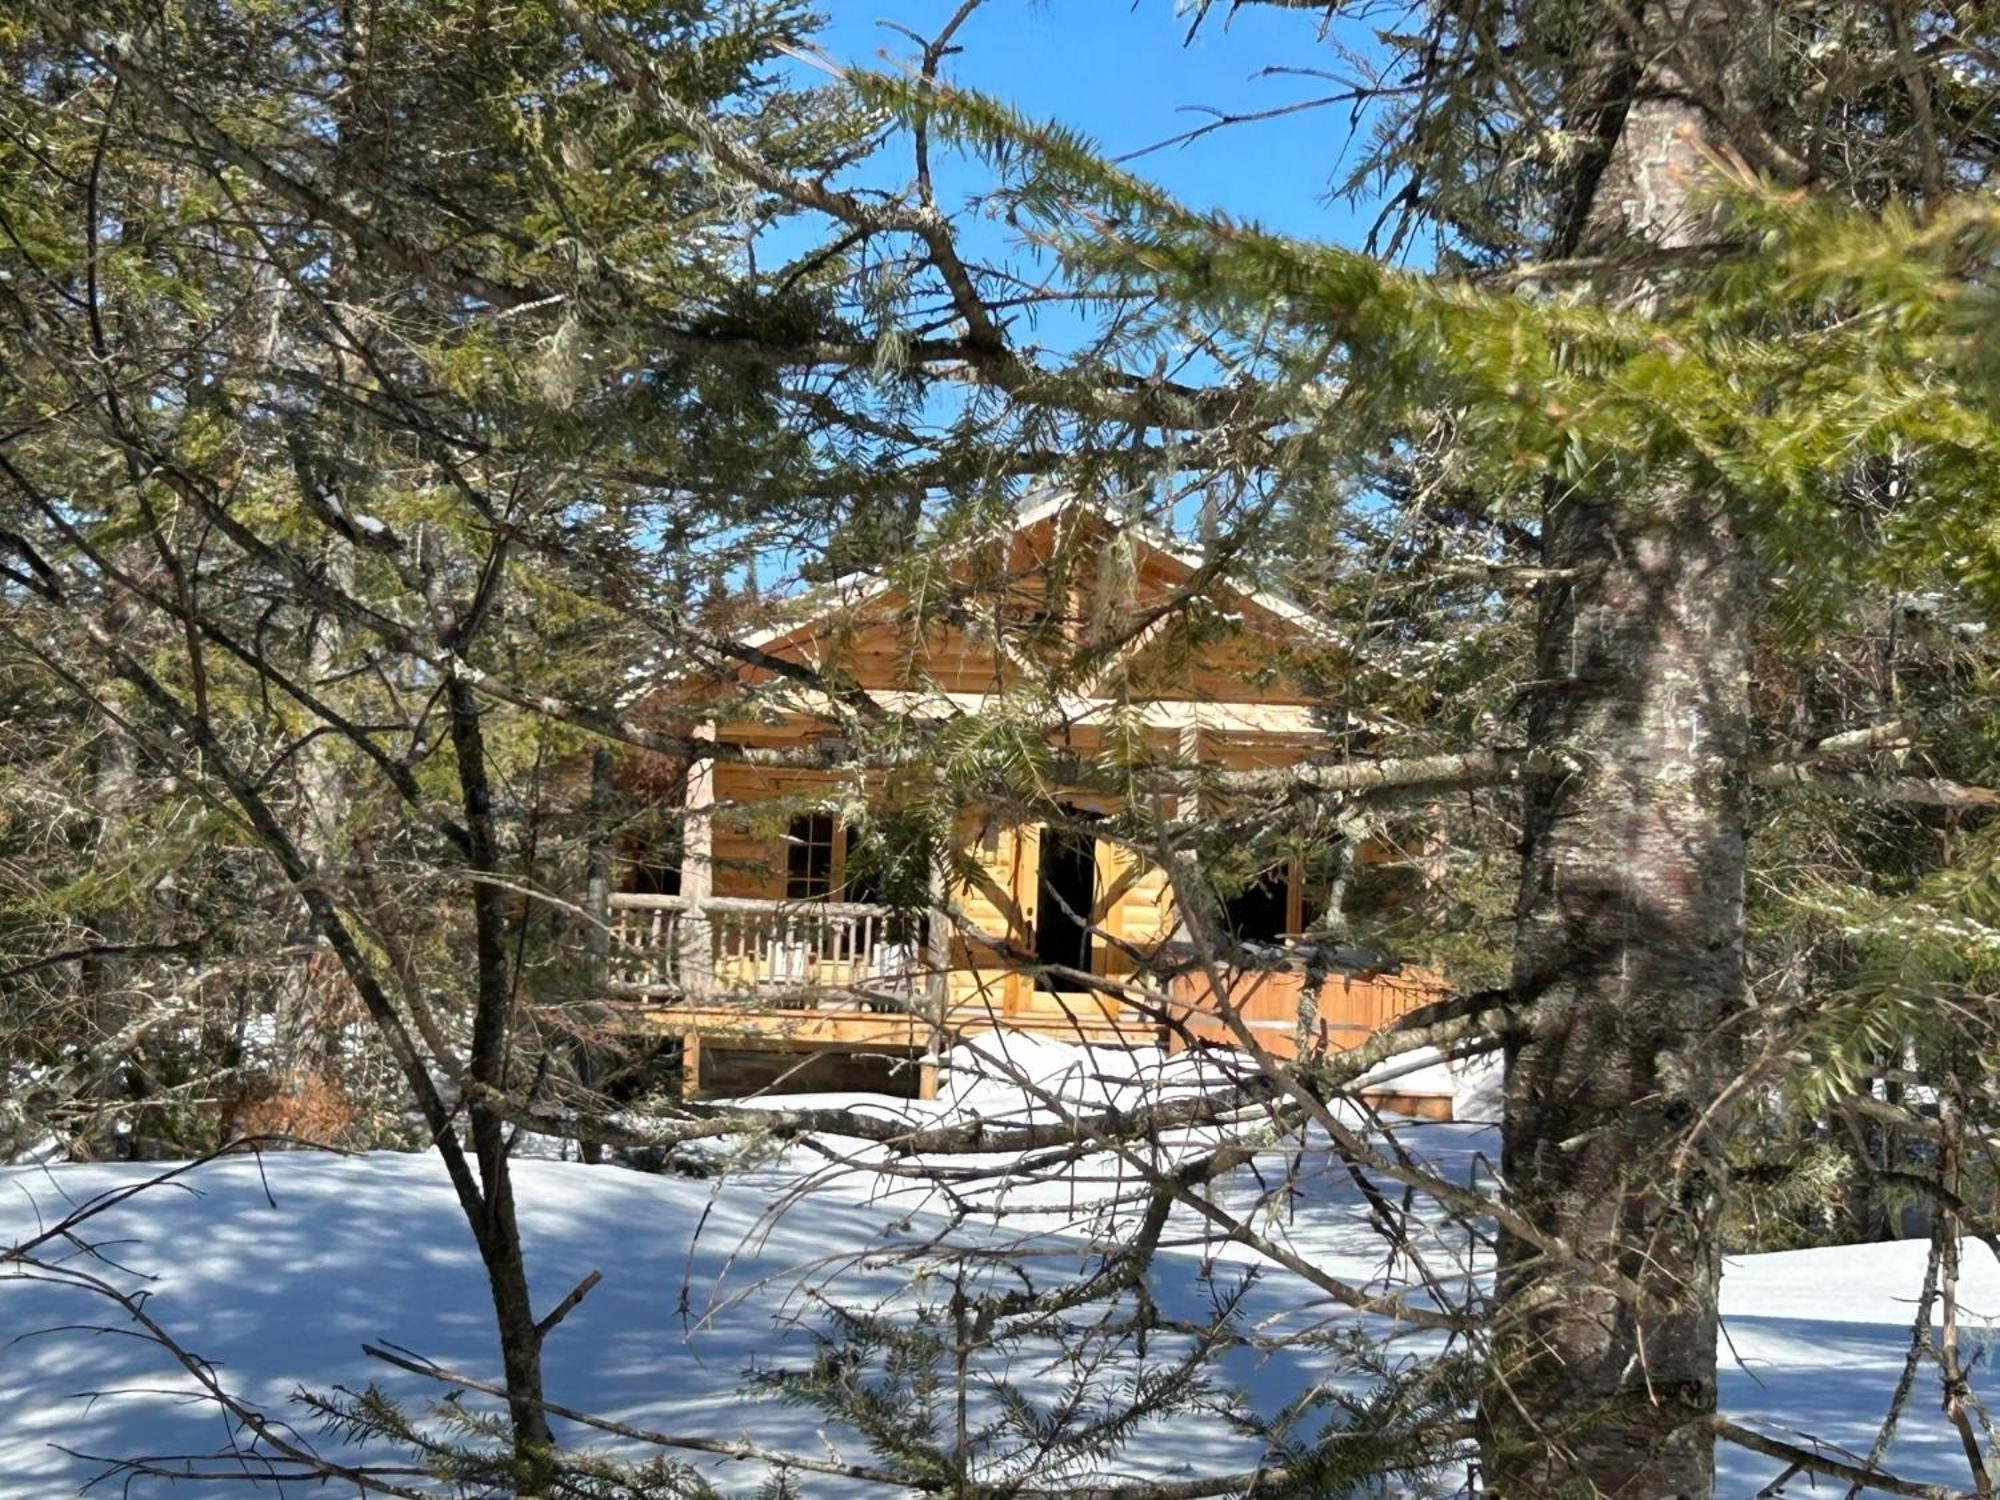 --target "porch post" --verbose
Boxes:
[680,721,716,1001]
[680,1033,703,1102]
[1169,723,1205,1052]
